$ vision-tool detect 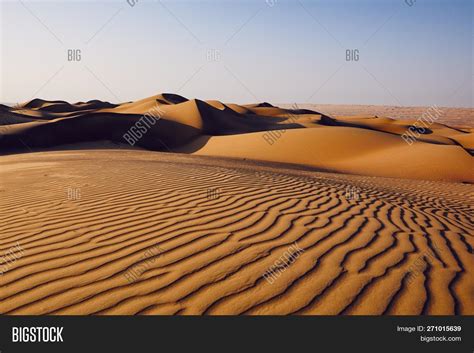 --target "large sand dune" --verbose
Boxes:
[1,93,473,182]
[0,94,472,315]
